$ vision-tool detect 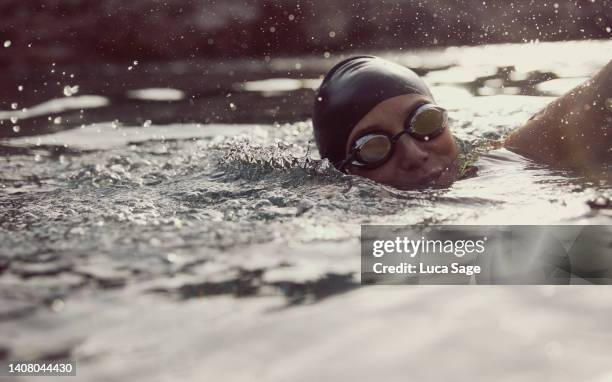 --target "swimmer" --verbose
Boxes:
[312,56,611,189]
